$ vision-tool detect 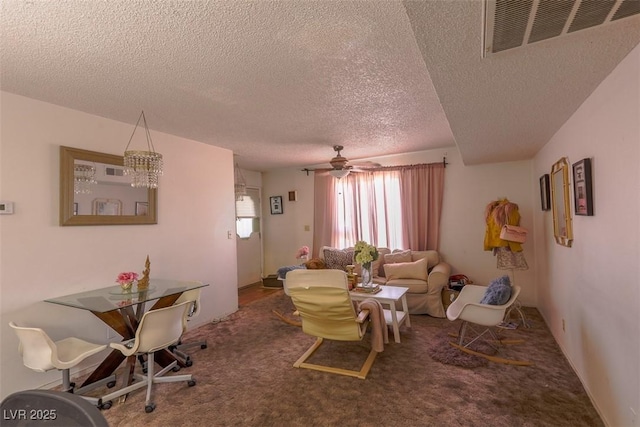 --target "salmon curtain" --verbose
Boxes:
[313,162,445,253]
